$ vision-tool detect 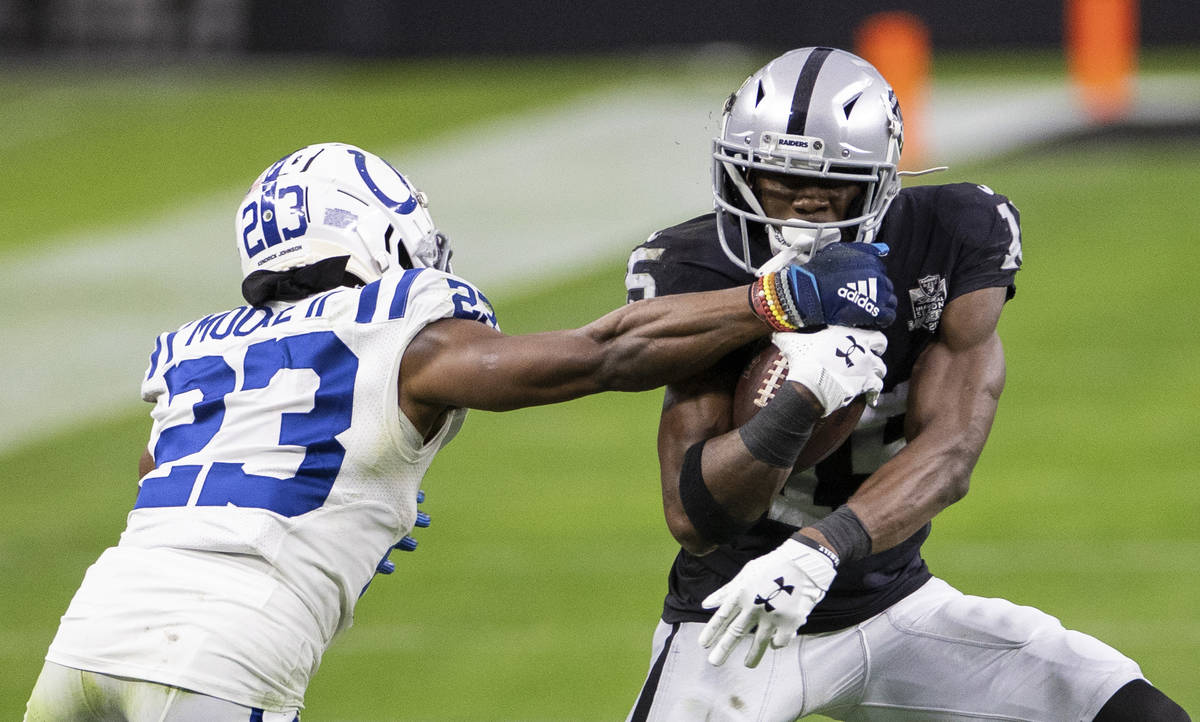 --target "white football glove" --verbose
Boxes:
[698,538,836,668]
[772,326,887,416]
